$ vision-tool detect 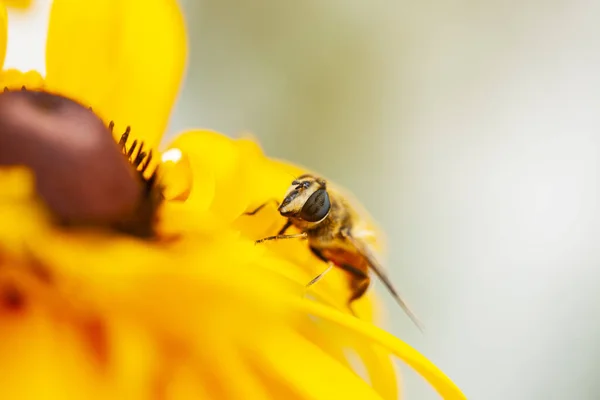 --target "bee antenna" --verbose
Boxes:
[284,170,299,181]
